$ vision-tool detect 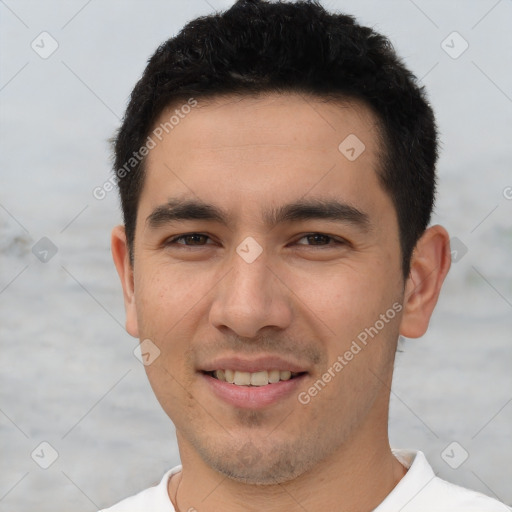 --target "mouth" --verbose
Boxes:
[202,369,307,387]
[199,355,310,408]
[200,368,308,409]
